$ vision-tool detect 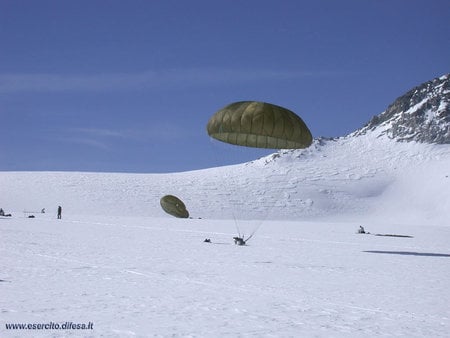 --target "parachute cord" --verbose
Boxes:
[233,213,241,238]
[244,222,262,243]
